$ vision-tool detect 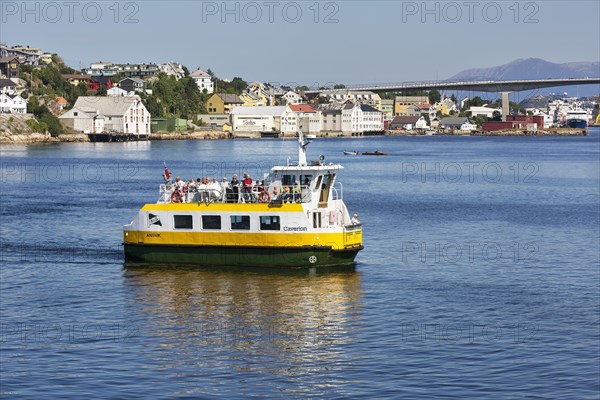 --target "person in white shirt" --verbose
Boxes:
[351,213,361,225]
